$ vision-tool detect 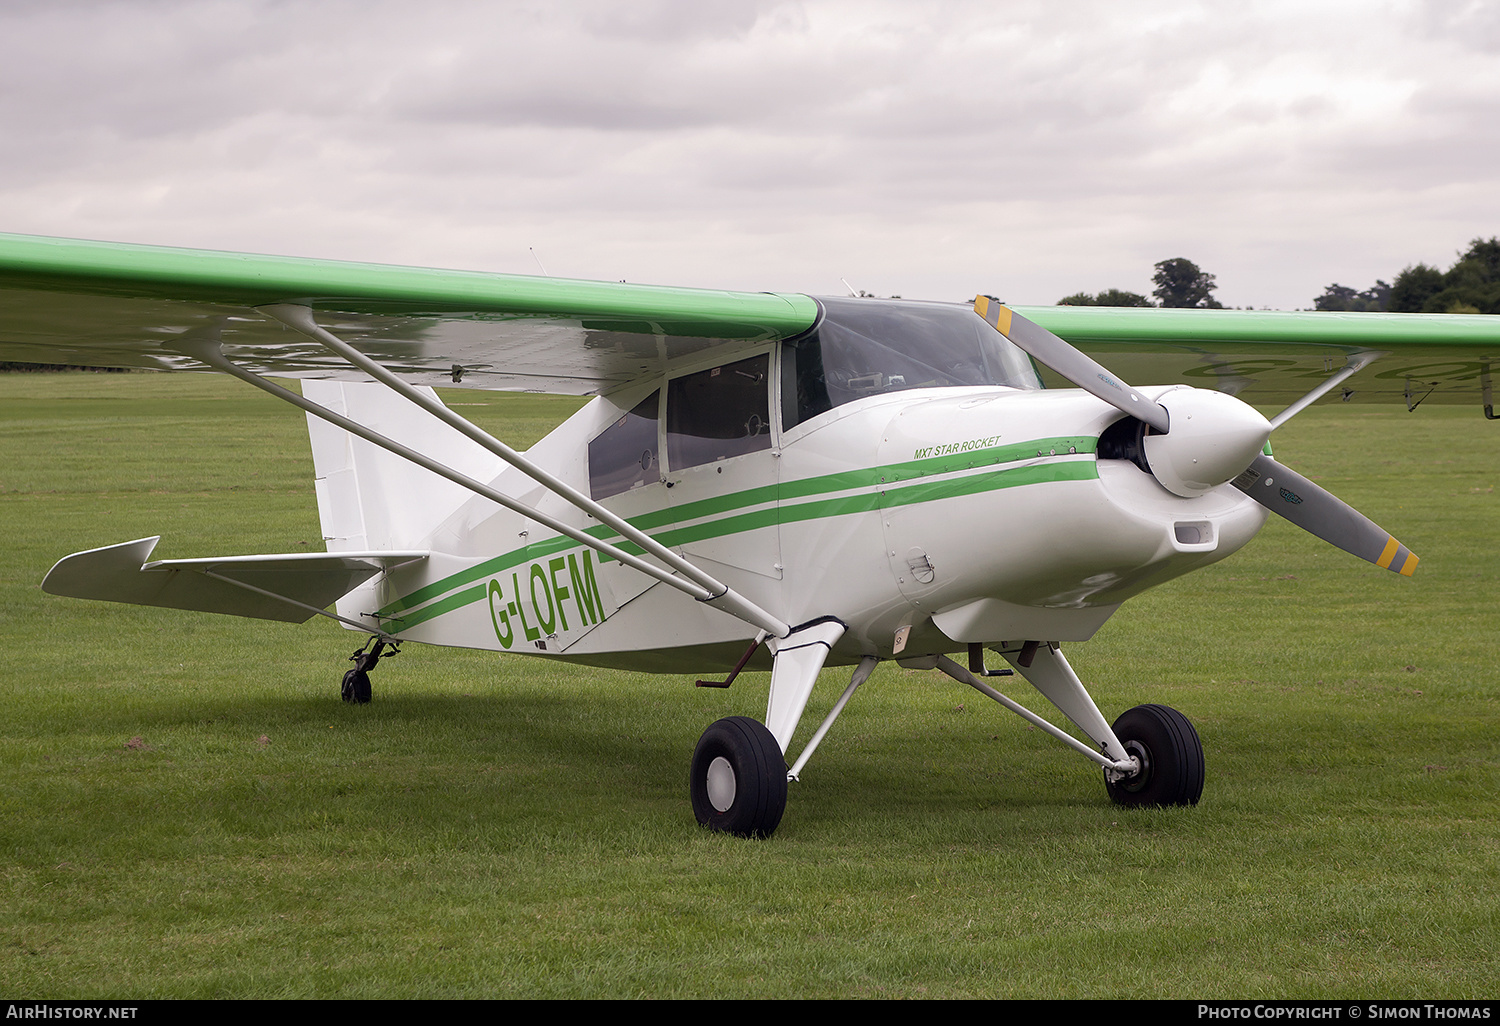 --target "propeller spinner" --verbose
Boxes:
[973,297,1418,577]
